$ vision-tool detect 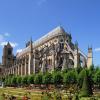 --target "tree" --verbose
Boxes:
[34,73,43,87]
[11,76,17,86]
[27,75,34,84]
[80,70,93,97]
[43,72,52,88]
[4,78,8,86]
[21,76,28,86]
[94,69,100,88]
[78,69,86,88]
[7,77,12,86]
[17,76,22,86]
[63,70,77,85]
[53,72,63,87]
[75,66,83,74]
